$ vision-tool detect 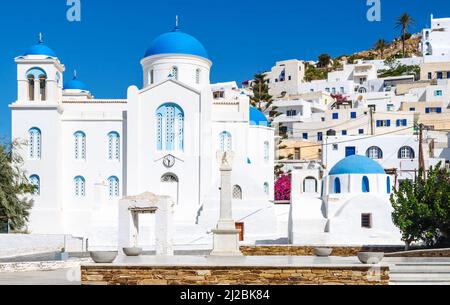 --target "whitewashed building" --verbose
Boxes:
[422,15,450,63]
[289,155,403,246]
[10,27,277,248]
